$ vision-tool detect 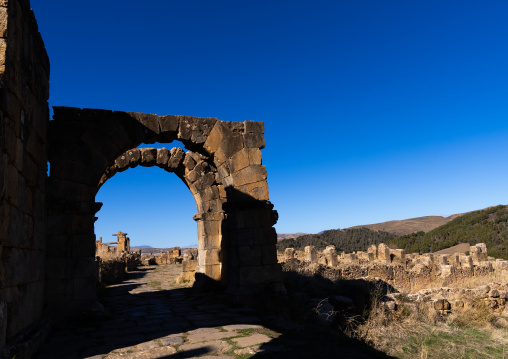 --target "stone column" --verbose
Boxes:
[194,212,223,283]
[377,243,390,262]
[324,246,338,267]
[304,246,317,263]
[284,248,295,261]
